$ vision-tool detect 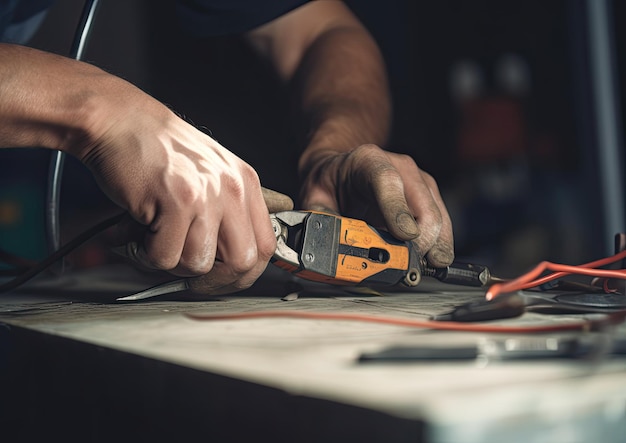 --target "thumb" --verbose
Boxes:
[387,209,420,241]
[369,170,419,242]
[378,202,420,242]
[262,187,294,213]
